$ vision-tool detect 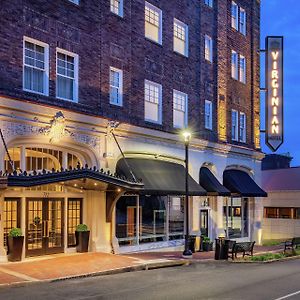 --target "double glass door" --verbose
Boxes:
[26,198,64,257]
